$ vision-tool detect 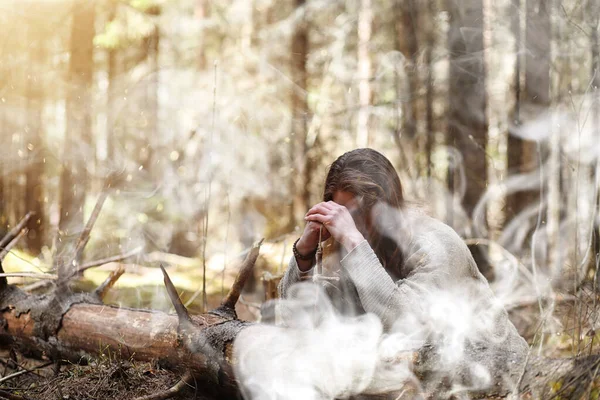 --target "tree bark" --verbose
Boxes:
[424,0,436,179]
[59,0,96,255]
[24,23,45,254]
[357,0,372,148]
[446,0,488,223]
[505,0,548,223]
[590,0,600,288]
[289,0,309,229]
[106,2,120,163]
[395,0,420,141]
[141,18,160,172]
